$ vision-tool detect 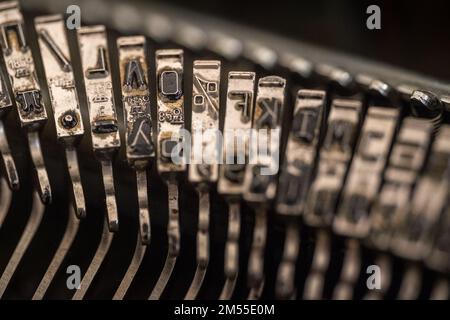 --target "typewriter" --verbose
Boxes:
[0,0,449,301]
